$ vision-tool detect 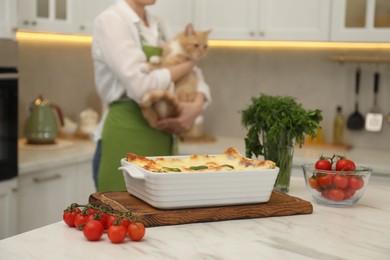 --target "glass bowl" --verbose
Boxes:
[302,163,372,207]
